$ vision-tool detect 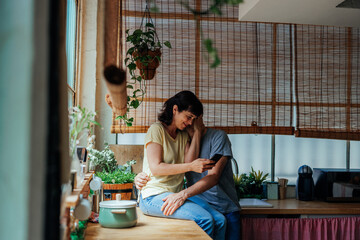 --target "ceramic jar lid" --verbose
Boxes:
[100,200,137,209]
